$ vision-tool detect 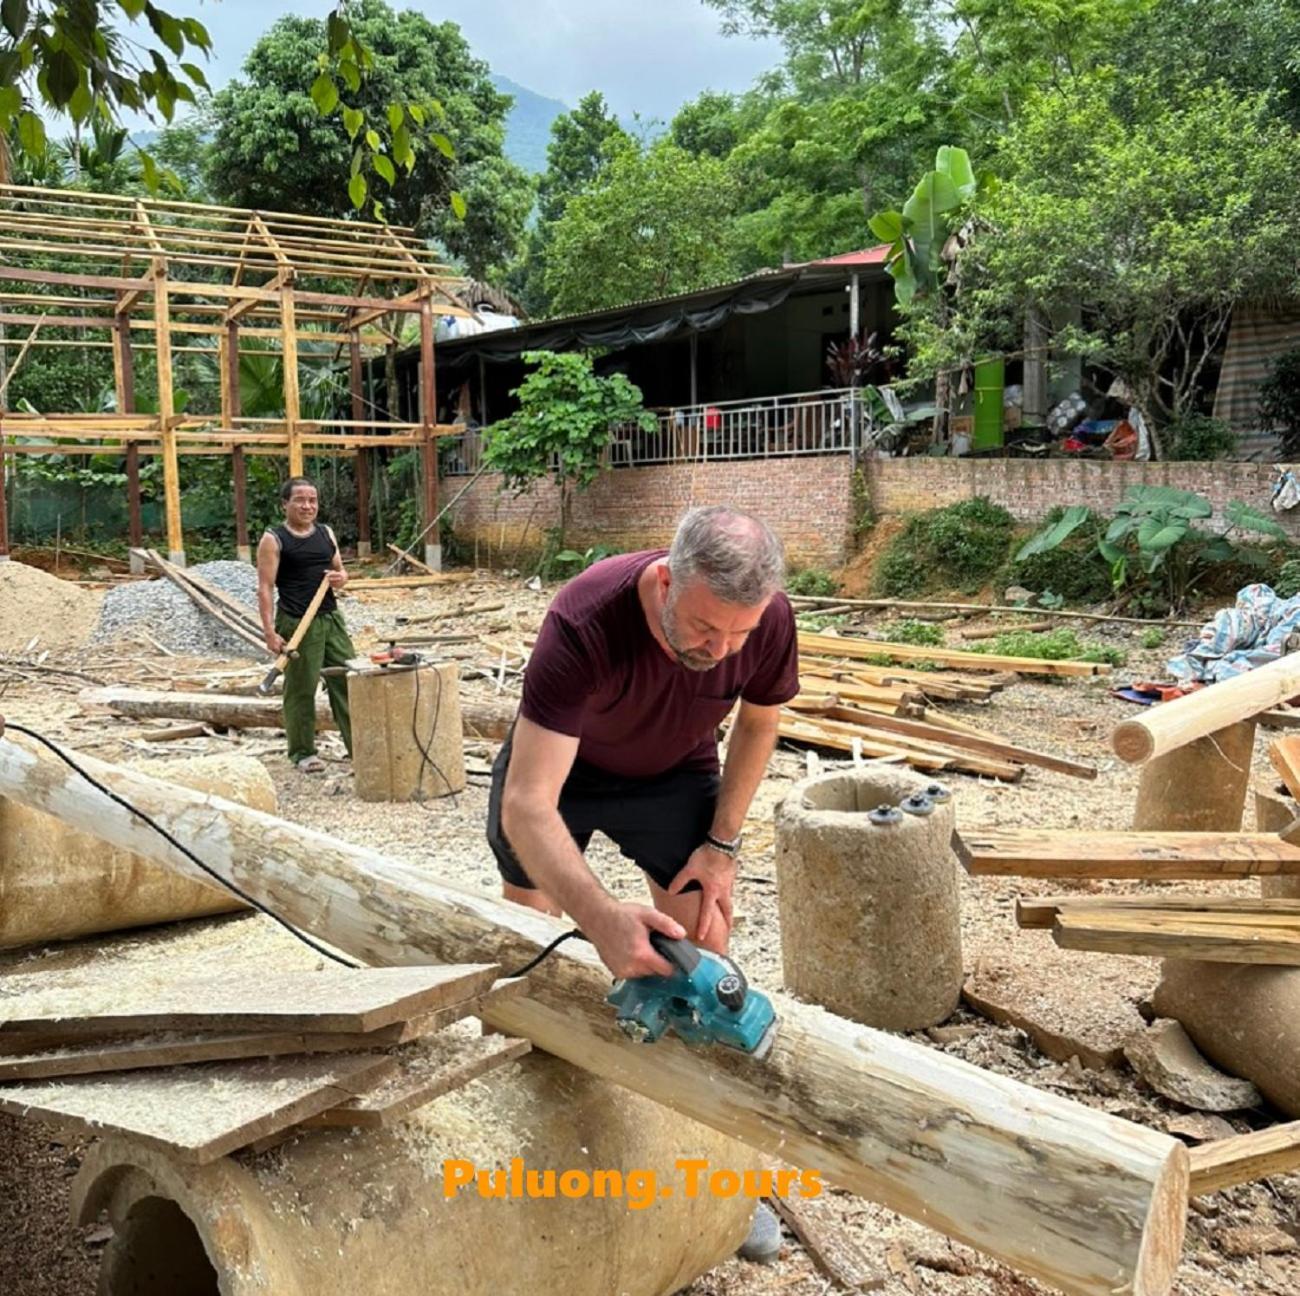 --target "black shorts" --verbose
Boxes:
[486,733,720,893]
